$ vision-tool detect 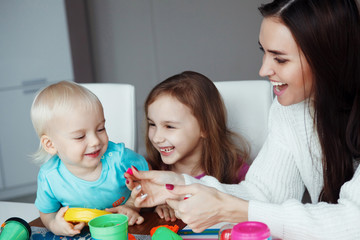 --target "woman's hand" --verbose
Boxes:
[165,184,249,232]
[125,167,185,208]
